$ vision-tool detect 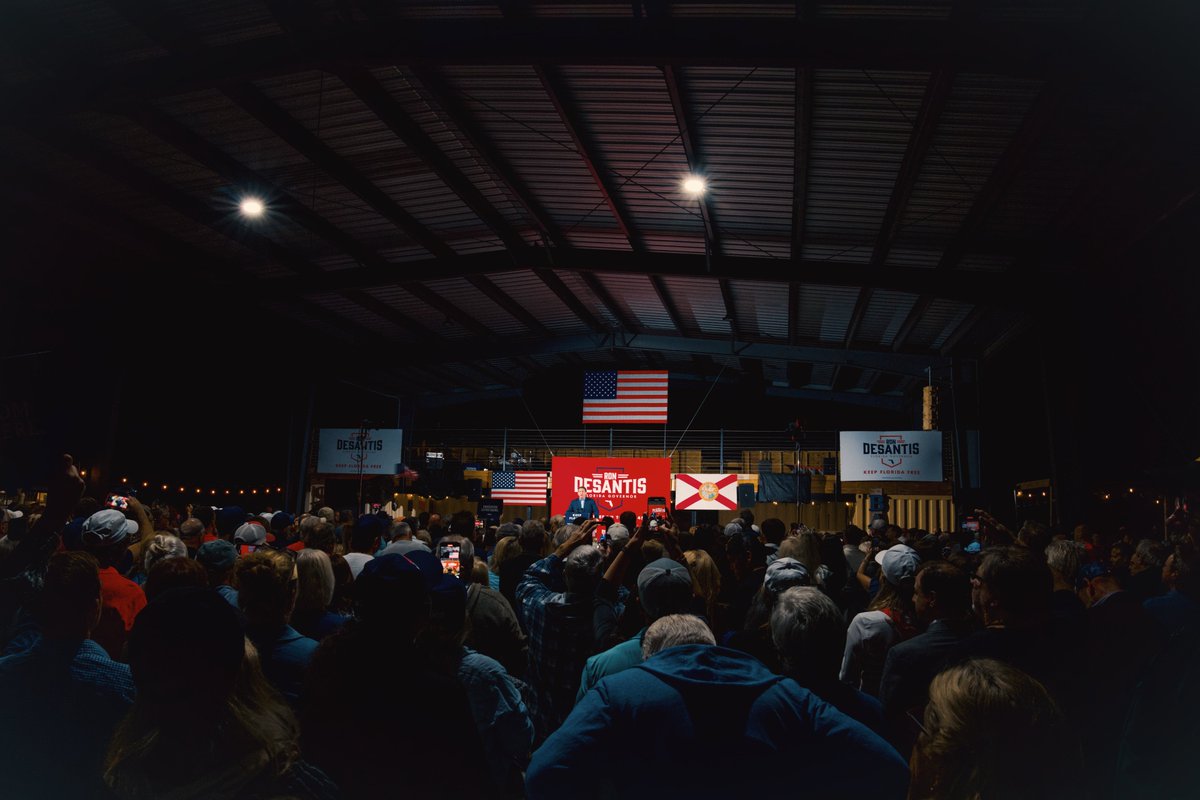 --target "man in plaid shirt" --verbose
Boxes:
[518,522,604,743]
